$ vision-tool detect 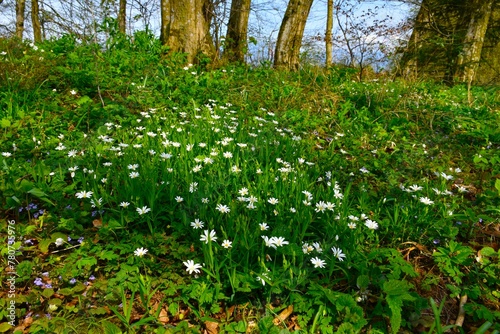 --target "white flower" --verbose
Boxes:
[364,219,378,230]
[134,247,148,257]
[68,150,78,158]
[190,219,204,229]
[221,240,232,249]
[216,204,230,213]
[315,201,327,213]
[201,198,209,204]
[408,184,423,192]
[2,152,12,157]
[200,229,217,244]
[128,164,139,170]
[365,219,378,230]
[331,247,346,261]
[75,191,93,199]
[70,89,77,95]
[348,222,357,229]
[129,171,139,178]
[175,196,184,203]
[223,151,233,158]
[311,257,326,268]
[419,197,434,205]
[55,238,65,247]
[359,167,370,174]
[267,198,279,205]
[136,206,151,215]
[262,236,276,249]
[313,242,323,253]
[183,260,203,275]
[259,222,269,231]
[119,202,130,208]
[238,188,249,196]
[270,236,288,247]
